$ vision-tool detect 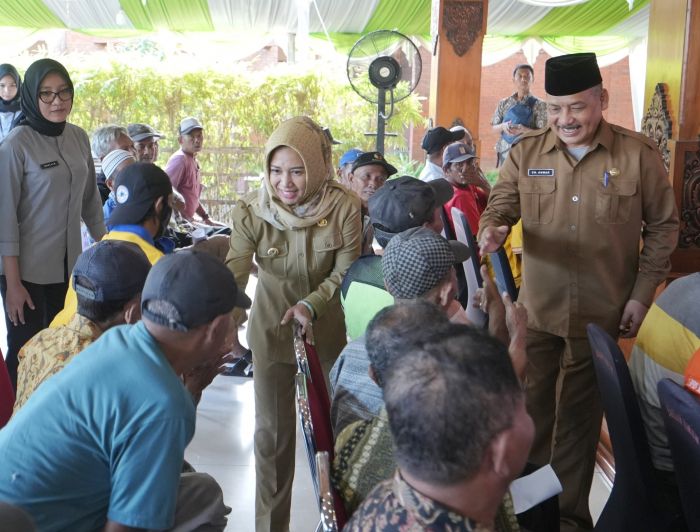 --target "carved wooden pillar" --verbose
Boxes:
[429,0,488,151]
[644,0,700,275]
